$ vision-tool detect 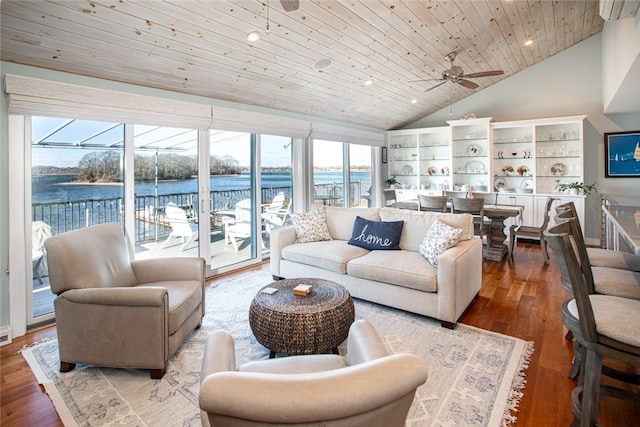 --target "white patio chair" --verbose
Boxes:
[223,199,252,251]
[160,203,198,251]
[261,192,286,222]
